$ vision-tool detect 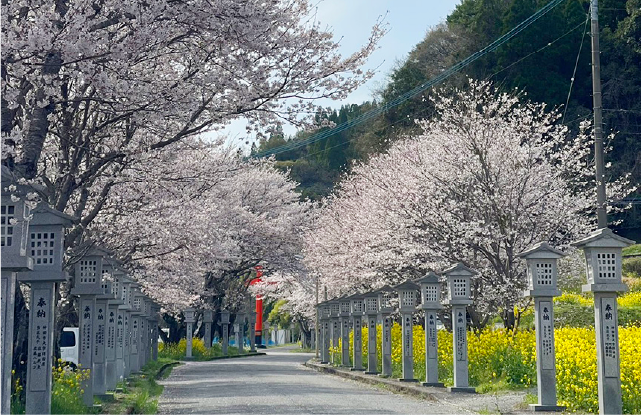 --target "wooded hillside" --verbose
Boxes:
[253,0,641,237]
